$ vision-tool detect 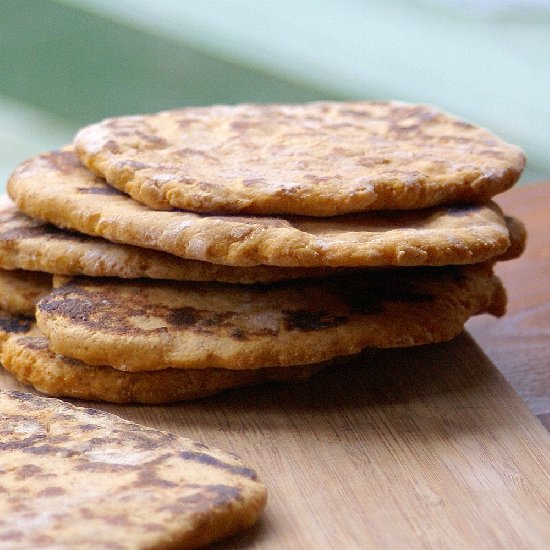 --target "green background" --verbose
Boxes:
[2,0,549,190]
